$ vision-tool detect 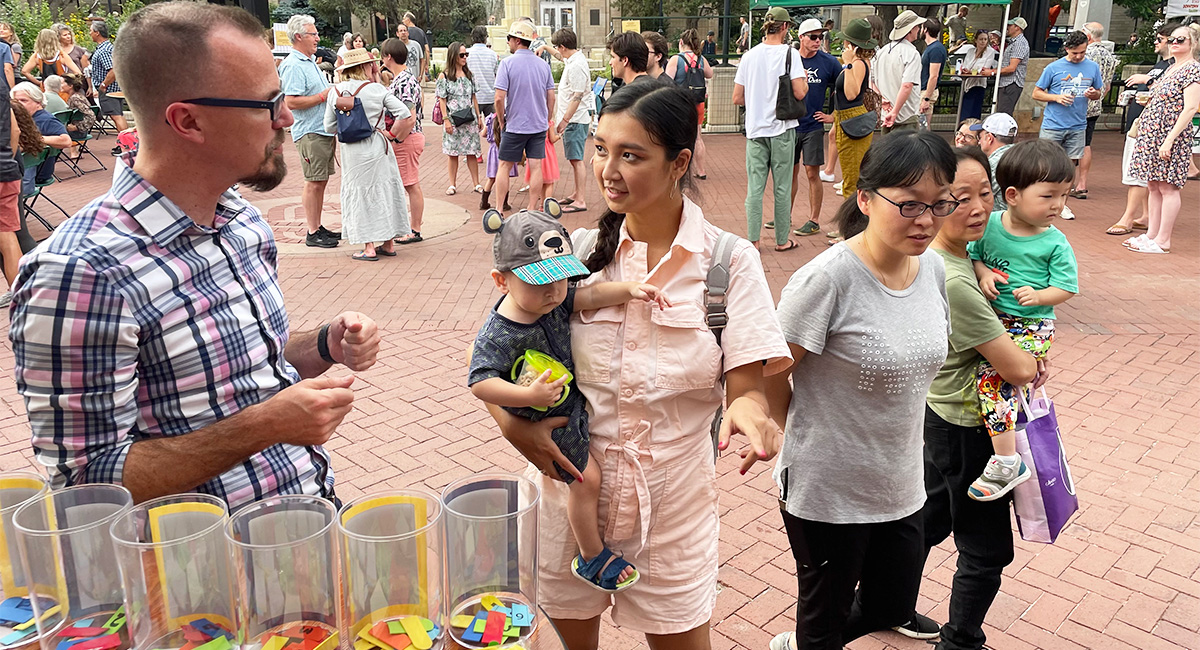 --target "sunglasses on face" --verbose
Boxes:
[874,191,960,218]
[1166,36,1190,44]
[180,91,286,122]
[804,33,822,41]
[458,52,468,57]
